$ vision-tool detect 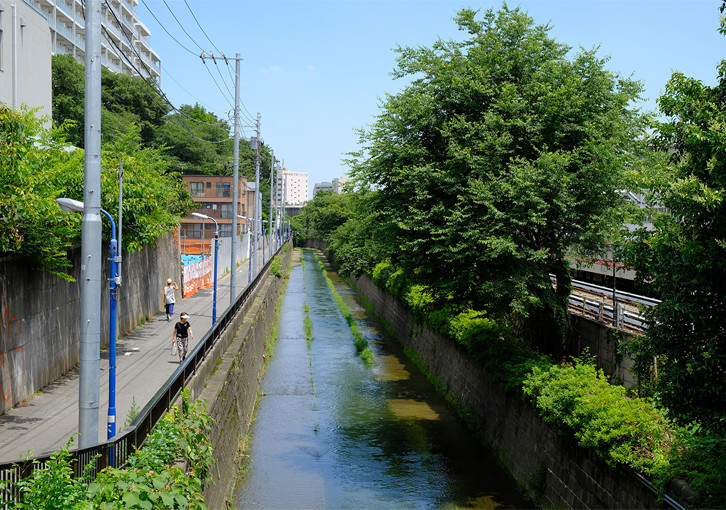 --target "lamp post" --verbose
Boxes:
[56,198,120,445]
[192,212,219,325]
